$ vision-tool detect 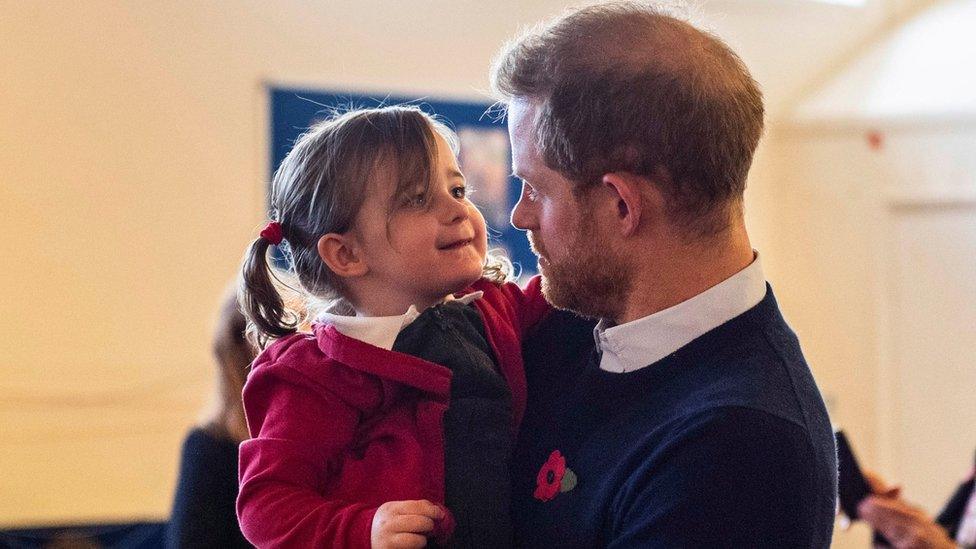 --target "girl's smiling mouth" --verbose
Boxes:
[438,238,473,250]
